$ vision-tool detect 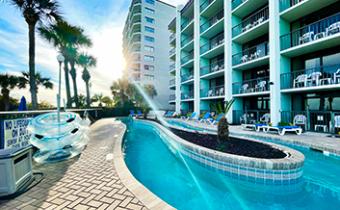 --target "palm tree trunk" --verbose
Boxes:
[70,62,79,107]
[64,60,72,107]
[28,23,38,110]
[1,89,10,111]
[85,81,91,107]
